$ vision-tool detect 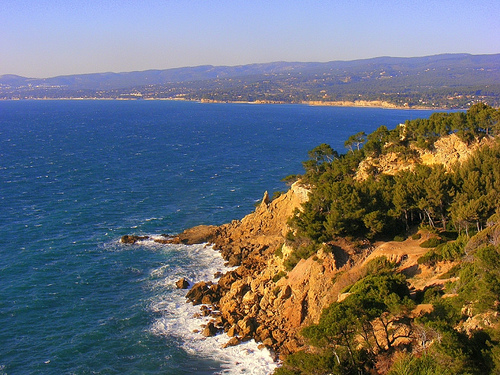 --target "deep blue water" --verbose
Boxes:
[0,100,441,374]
